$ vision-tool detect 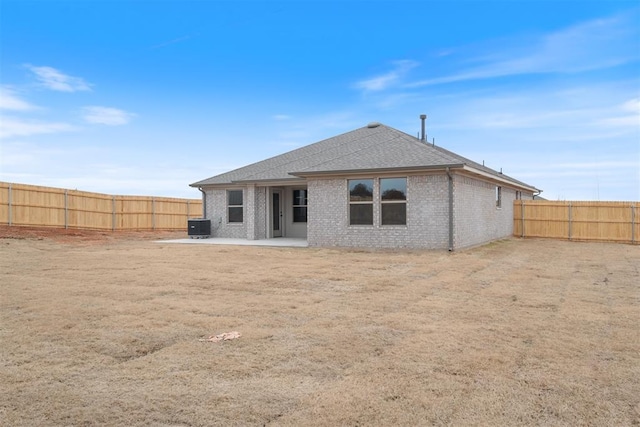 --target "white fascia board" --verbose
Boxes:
[461,165,539,193]
[197,179,307,189]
